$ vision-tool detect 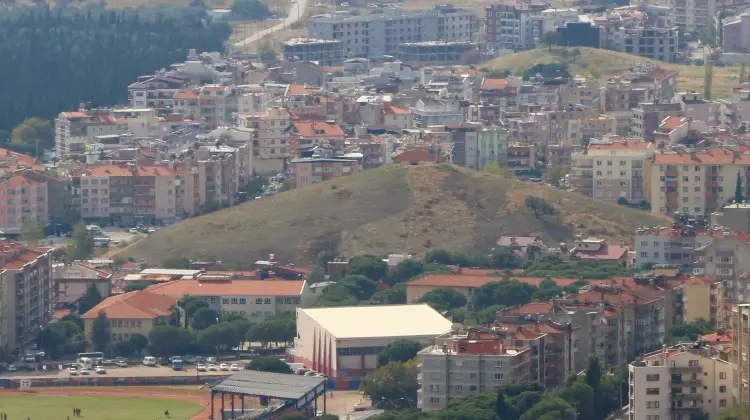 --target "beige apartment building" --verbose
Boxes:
[418,326,531,412]
[55,110,118,160]
[82,290,177,349]
[648,147,750,216]
[628,347,732,420]
[0,241,53,351]
[237,107,292,174]
[570,139,654,202]
[694,235,750,303]
[733,303,750,403]
[682,275,724,328]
